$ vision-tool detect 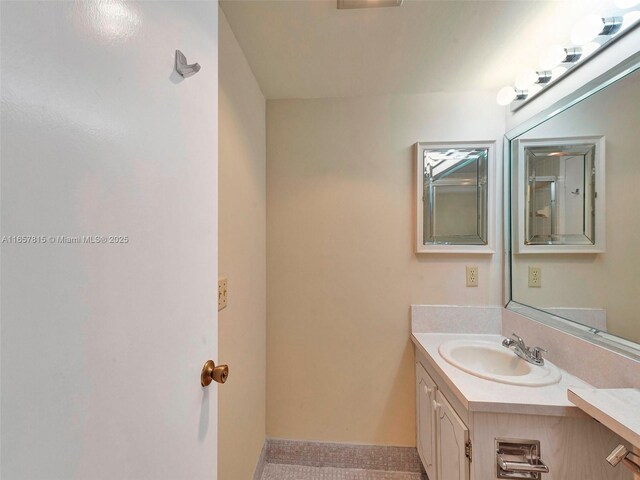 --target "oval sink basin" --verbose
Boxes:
[438,339,561,387]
